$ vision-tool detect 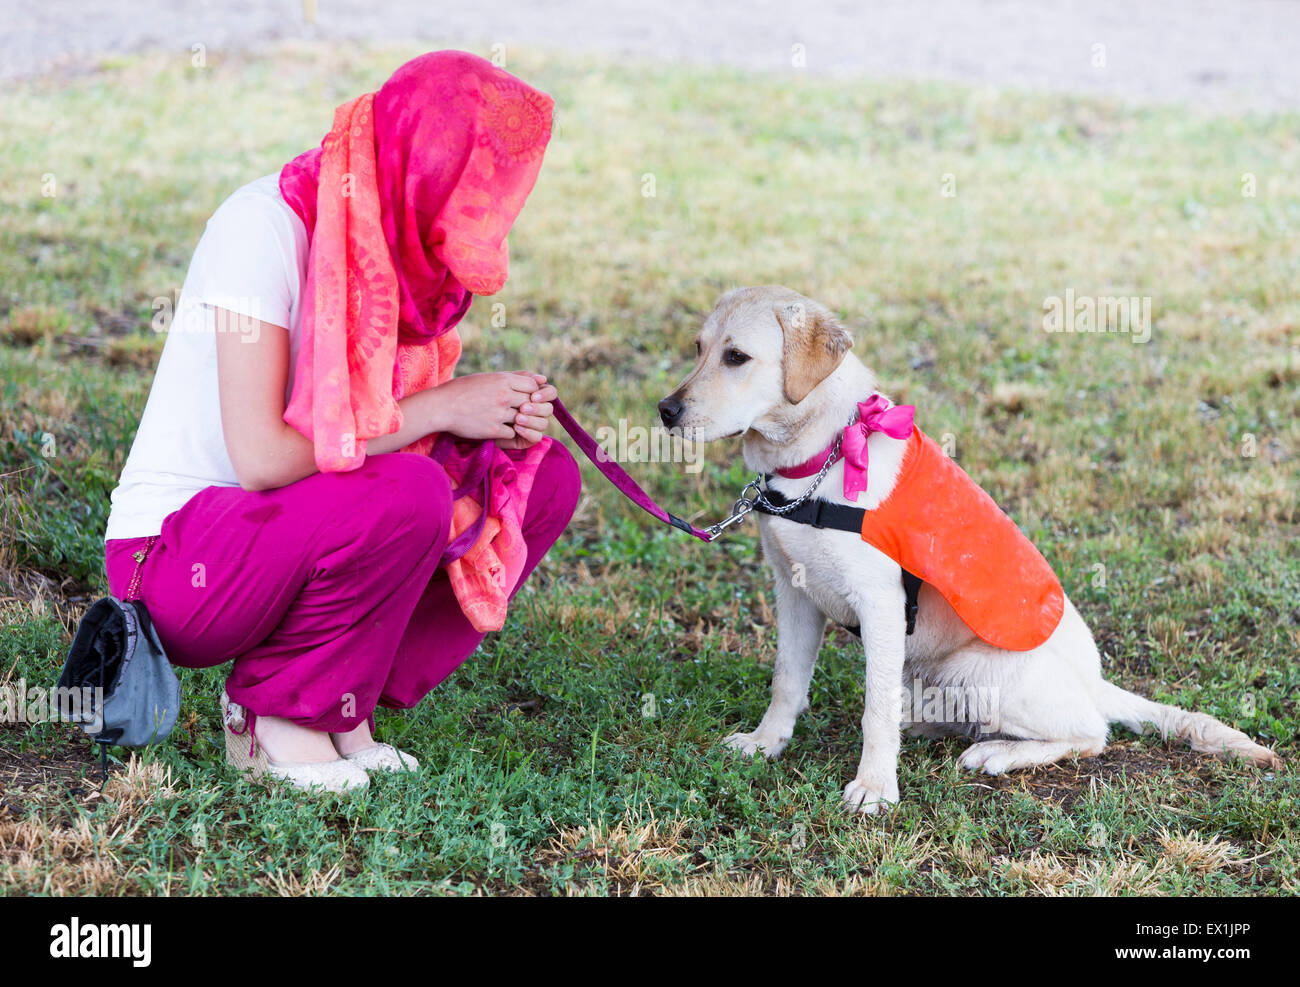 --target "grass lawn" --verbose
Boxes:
[1,41,1297,896]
